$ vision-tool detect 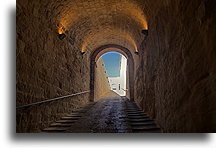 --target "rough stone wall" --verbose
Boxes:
[135,0,215,132]
[16,95,89,133]
[94,58,111,100]
[16,0,90,132]
[17,0,215,133]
